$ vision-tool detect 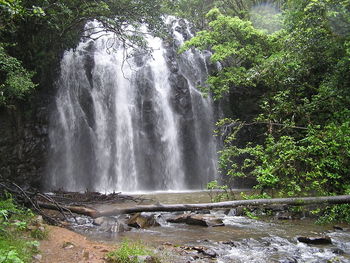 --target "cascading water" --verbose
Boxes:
[46,17,218,192]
